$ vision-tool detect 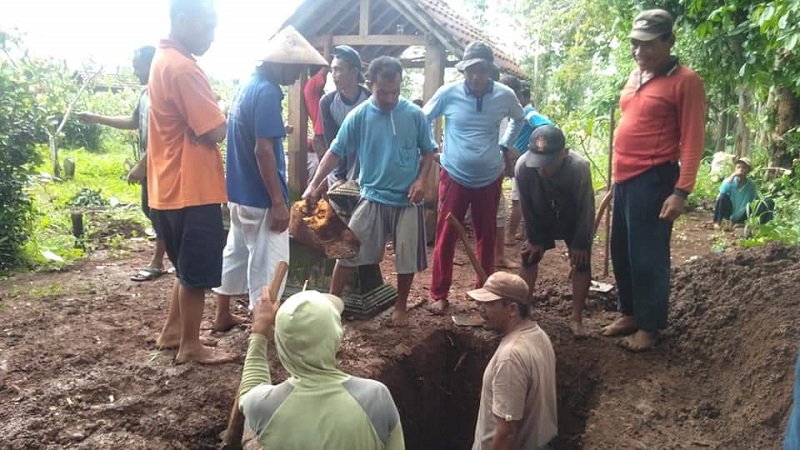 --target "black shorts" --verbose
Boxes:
[140,180,161,239]
[150,204,224,289]
[523,228,591,273]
